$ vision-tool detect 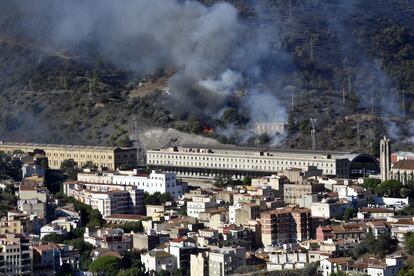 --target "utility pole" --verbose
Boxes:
[310,35,314,61]
[88,78,93,100]
[291,93,294,112]
[356,120,361,149]
[401,90,406,118]
[288,0,293,21]
[29,79,32,94]
[348,76,352,93]
[310,118,317,150]
[370,95,374,113]
[342,88,346,105]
